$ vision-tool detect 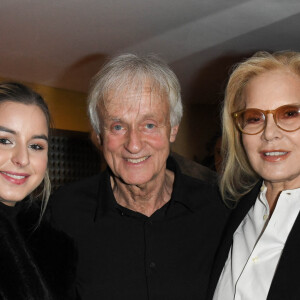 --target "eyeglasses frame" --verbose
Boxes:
[232,104,300,135]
